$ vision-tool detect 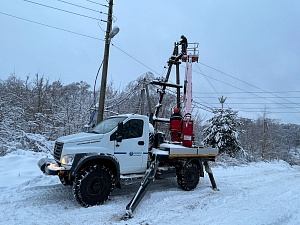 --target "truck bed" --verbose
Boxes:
[156,143,219,158]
